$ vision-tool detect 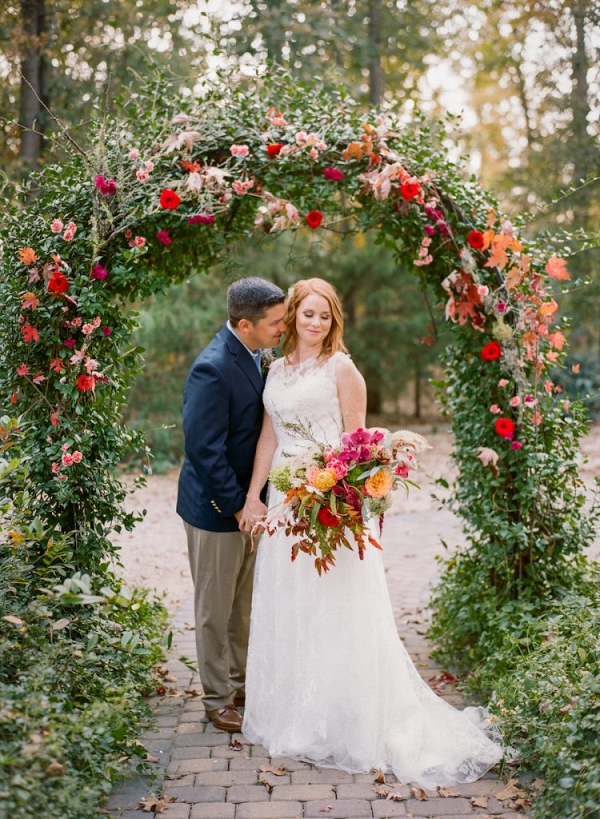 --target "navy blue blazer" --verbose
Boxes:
[176,326,266,532]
